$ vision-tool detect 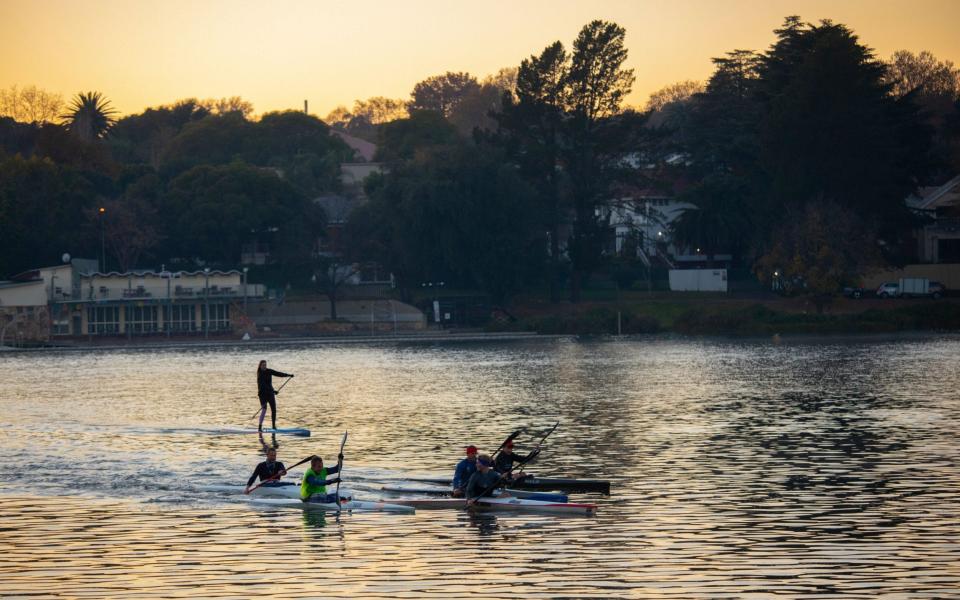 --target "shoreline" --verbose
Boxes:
[3,328,959,354]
